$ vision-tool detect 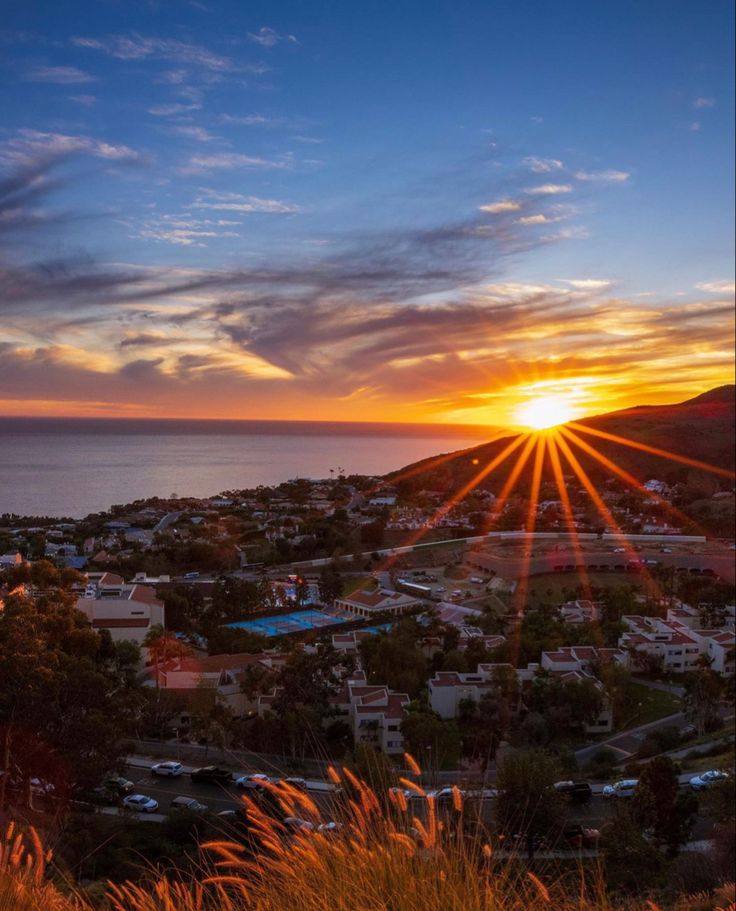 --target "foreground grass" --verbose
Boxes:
[1,764,734,911]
